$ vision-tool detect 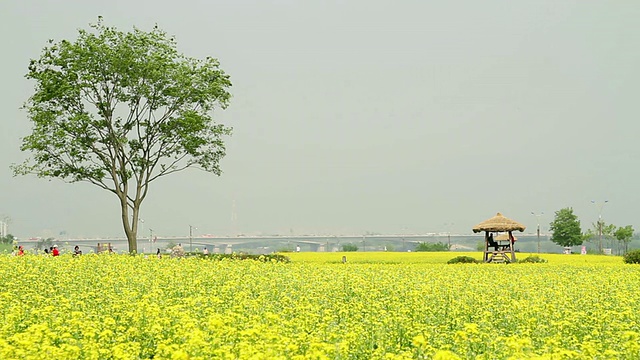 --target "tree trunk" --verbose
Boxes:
[119,194,137,253]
